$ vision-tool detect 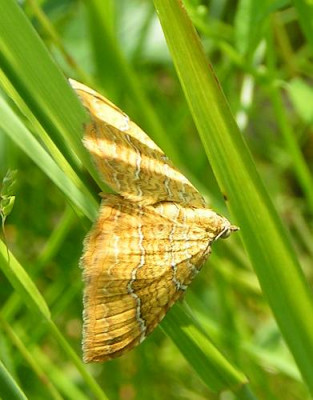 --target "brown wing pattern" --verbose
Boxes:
[81,194,218,362]
[70,79,205,207]
[71,80,238,362]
